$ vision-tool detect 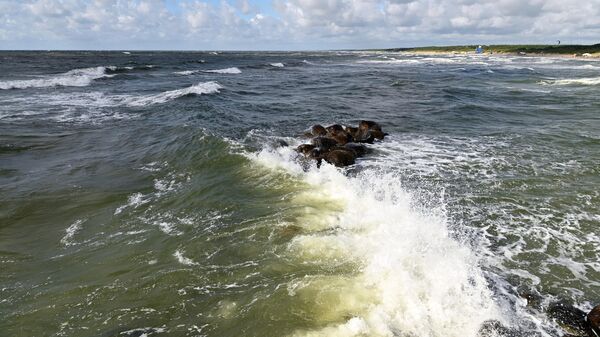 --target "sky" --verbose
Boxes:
[0,0,599,50]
